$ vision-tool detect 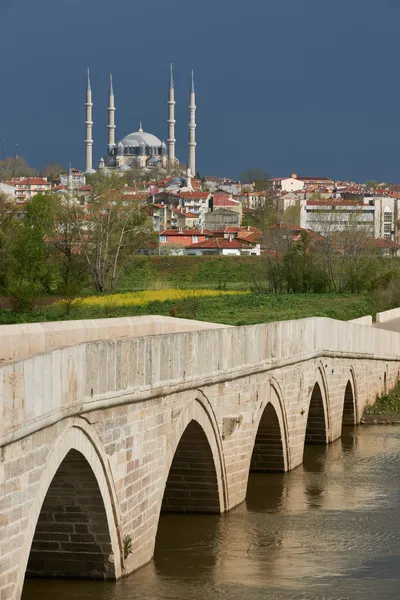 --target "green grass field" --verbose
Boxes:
[0,292,376,326]
[116,255,266,291]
